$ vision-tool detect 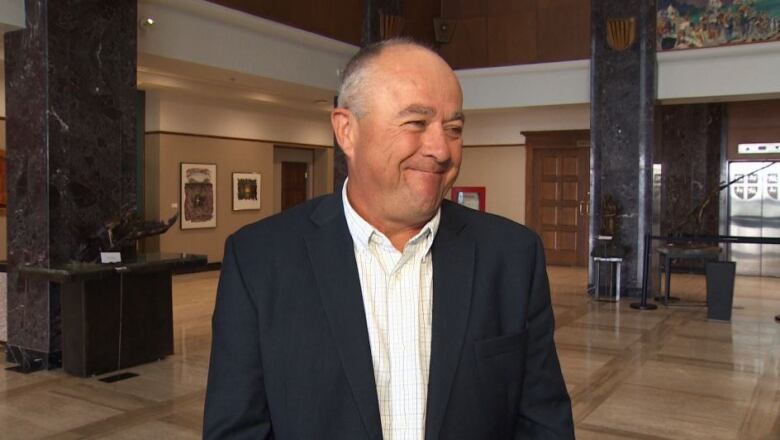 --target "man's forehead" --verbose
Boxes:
[373,45,454,77]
